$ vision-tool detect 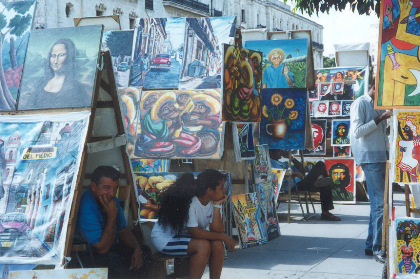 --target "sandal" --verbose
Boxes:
[320,213,341,221]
